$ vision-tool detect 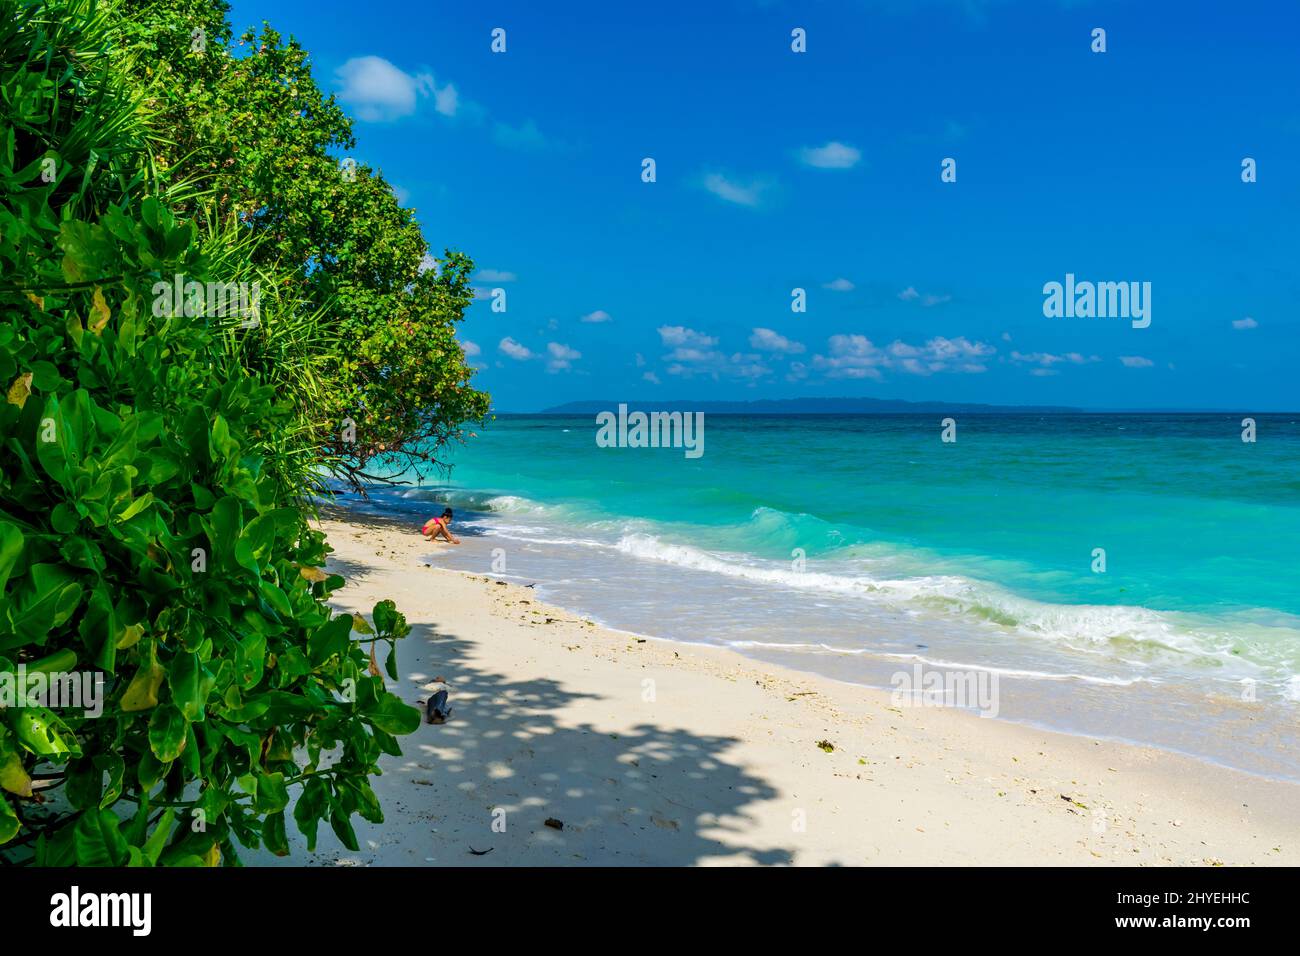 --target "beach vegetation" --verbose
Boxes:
[0,0,473,864]
[114,0,490,487]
